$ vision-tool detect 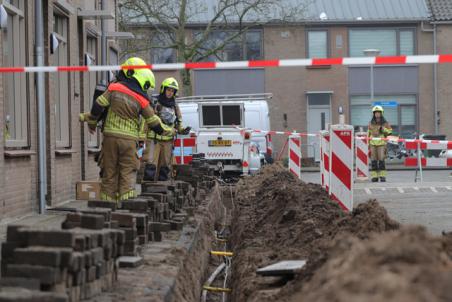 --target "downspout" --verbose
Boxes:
[35,0,47,214]
[433,24,438,134]
[421,21,438,134]
[101,0,107,84]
